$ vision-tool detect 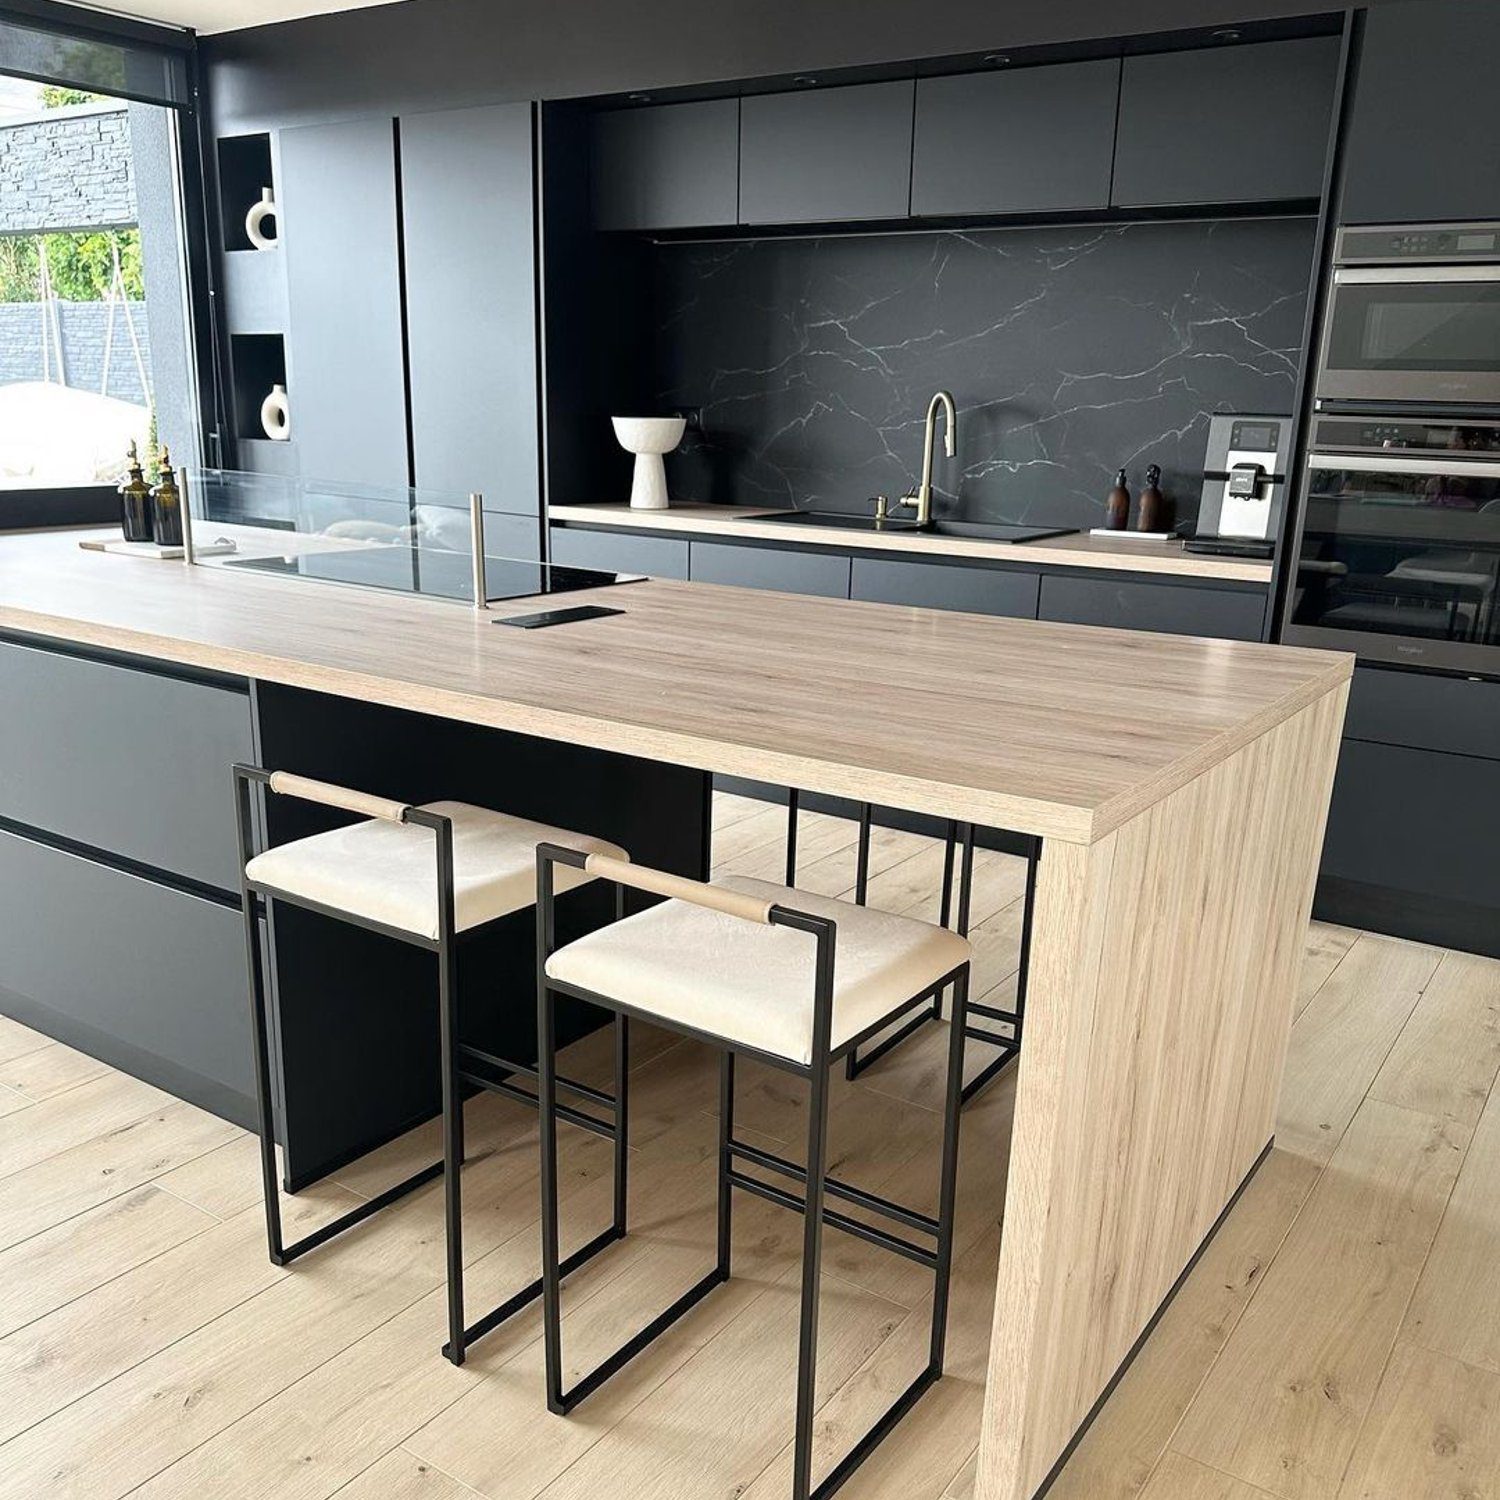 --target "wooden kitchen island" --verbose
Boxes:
[0,529,1350,1500]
